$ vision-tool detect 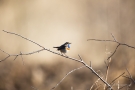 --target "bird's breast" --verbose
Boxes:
[66,47,70,50]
